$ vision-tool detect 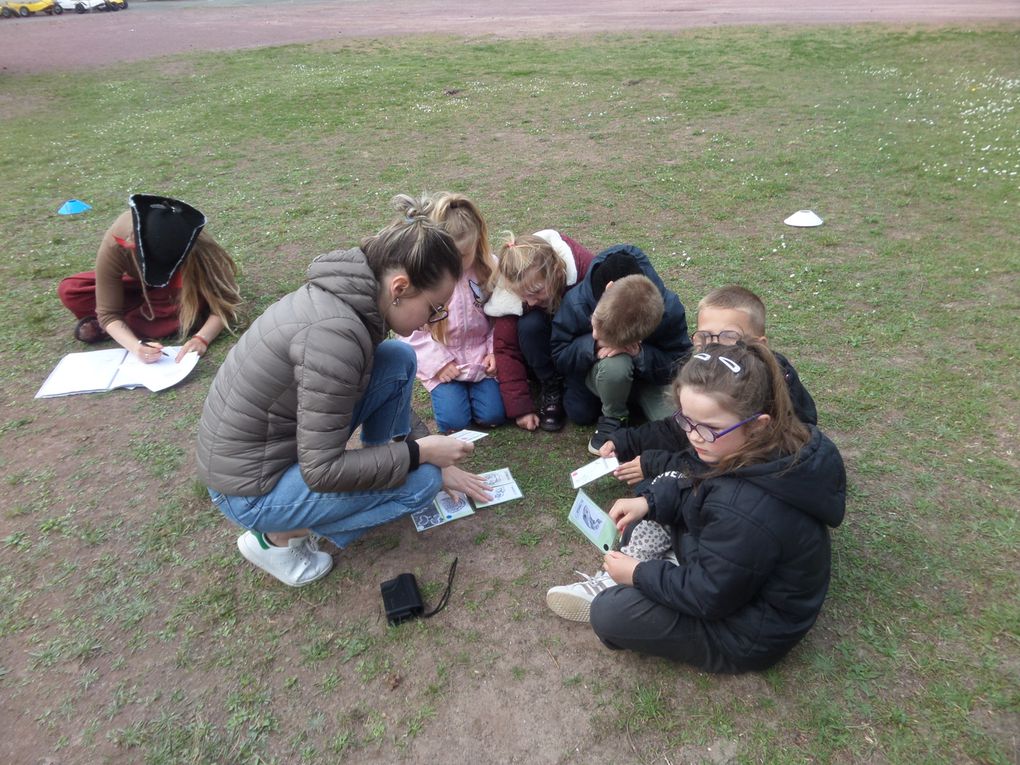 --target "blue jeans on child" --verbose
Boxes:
[208,340,443,548]
[430,377,506,432]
